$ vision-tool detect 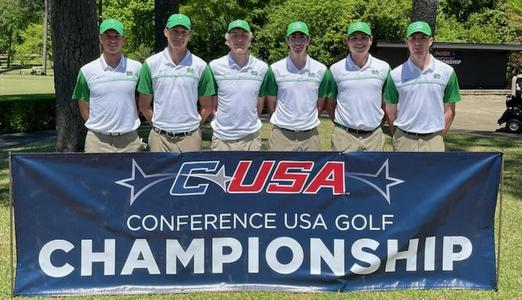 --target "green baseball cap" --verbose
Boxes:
[166,13,191,31]
[347,22,372,36]
[406,21,432,37]
[99,19,124,35]
[228,19,251,33]
[286,21,309,37]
